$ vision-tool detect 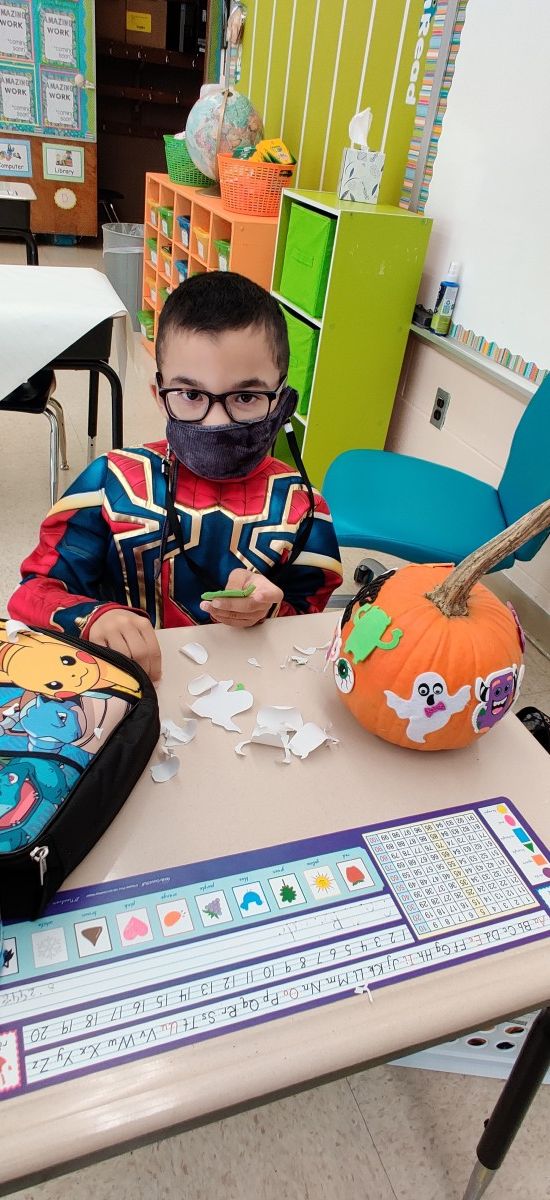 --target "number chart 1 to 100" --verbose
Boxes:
[1,798,550,1098]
